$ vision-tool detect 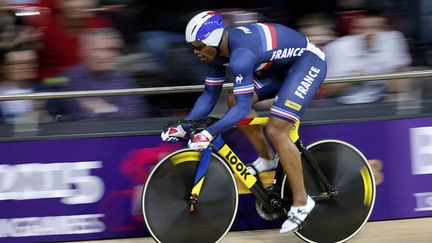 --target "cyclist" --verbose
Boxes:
[161,11,327,233]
